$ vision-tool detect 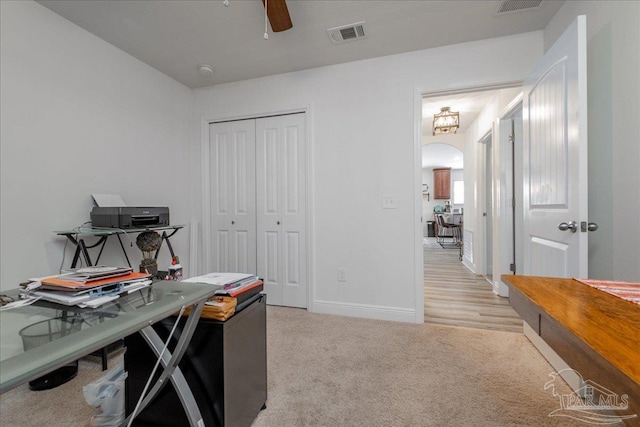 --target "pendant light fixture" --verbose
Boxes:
[433,107,459,135]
